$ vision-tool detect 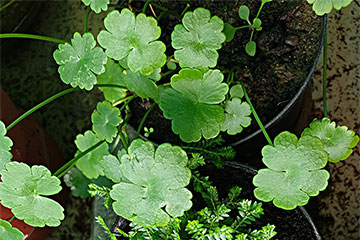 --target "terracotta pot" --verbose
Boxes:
[0,88,68,240]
